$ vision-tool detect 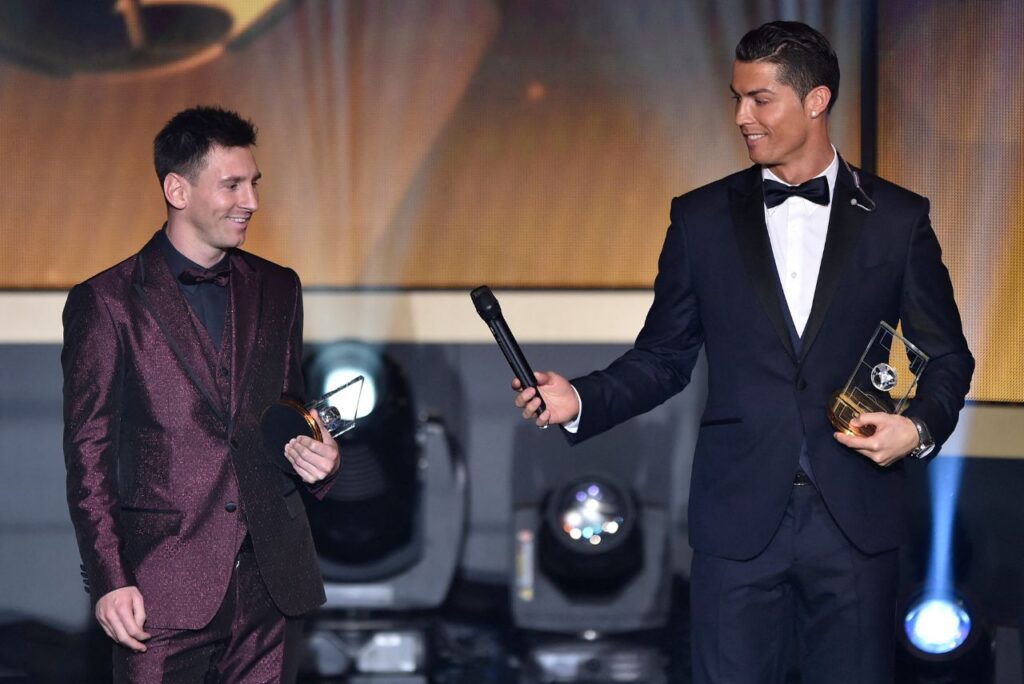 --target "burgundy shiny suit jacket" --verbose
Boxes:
[62,232,329,630]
